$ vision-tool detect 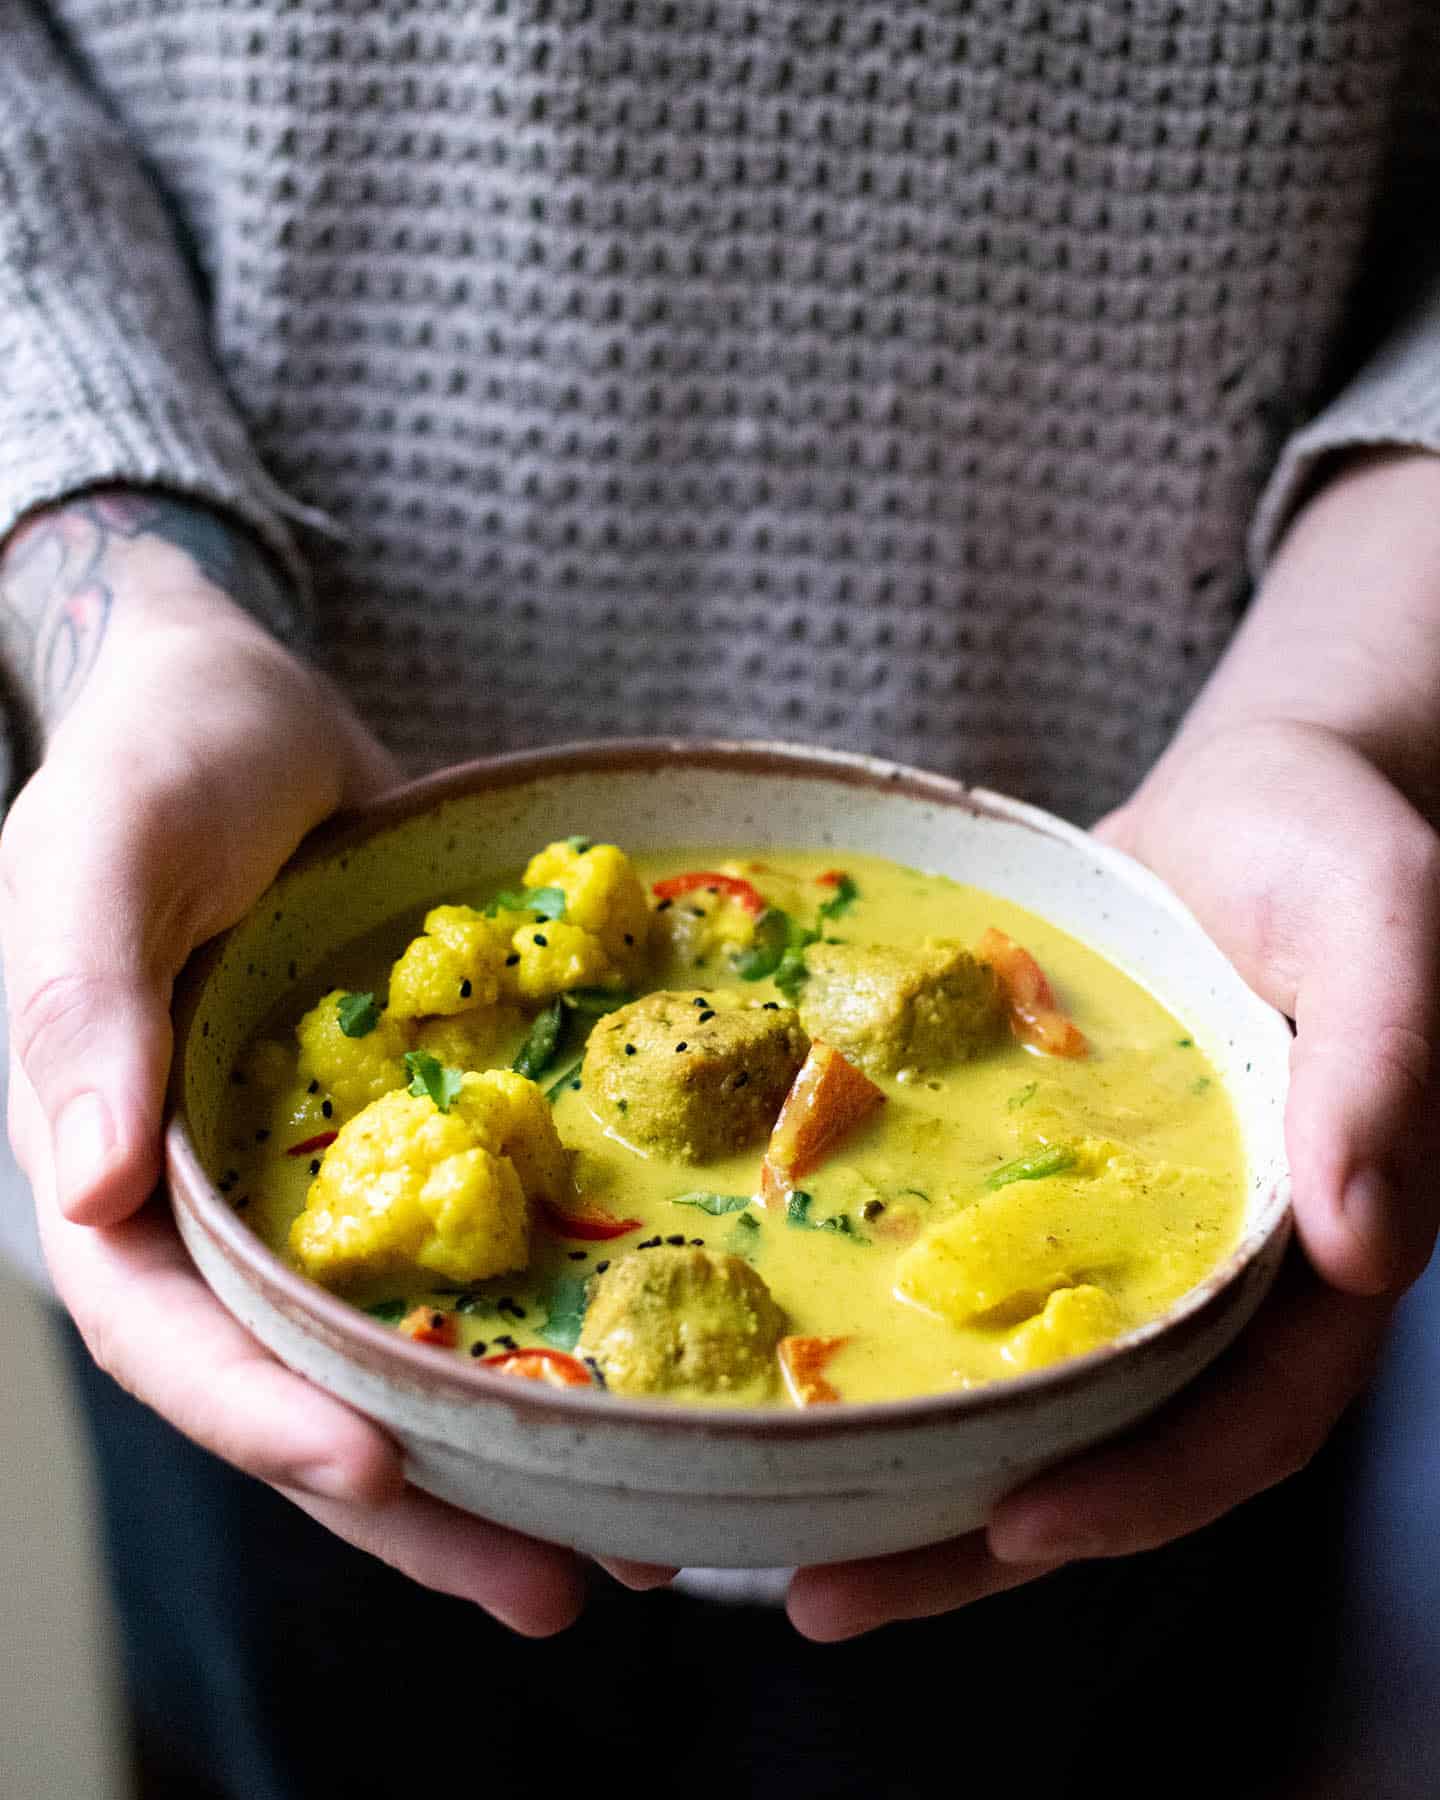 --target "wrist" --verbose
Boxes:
[0,487,300,737]
[1170,449,1440,814]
